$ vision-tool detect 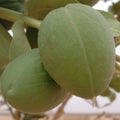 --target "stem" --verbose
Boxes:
[4,100,16,120]
[5,103,16,120]
[0,7,41,29]
[15,111,21,120]
[114,36,120,47]
[116,55,120,62]
[94,112,105,120]
[52,93,72,120]
[115,62,120,71]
